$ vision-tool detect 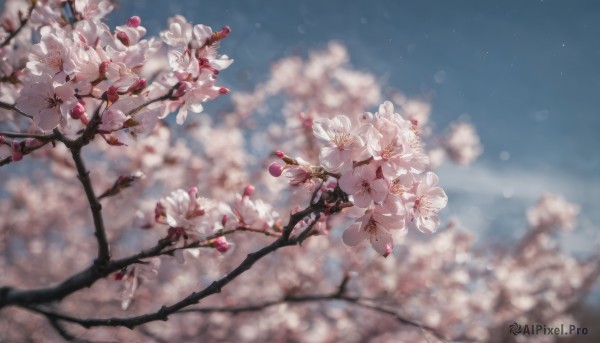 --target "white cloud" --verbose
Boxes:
[436,162,600,255]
